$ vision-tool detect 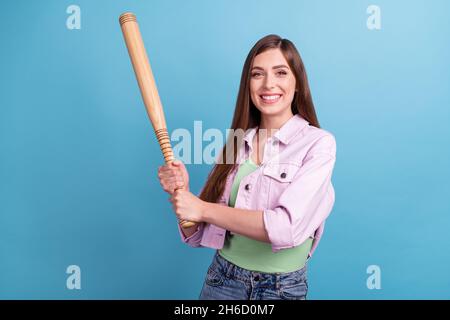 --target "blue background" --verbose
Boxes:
[1,0,449,299]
